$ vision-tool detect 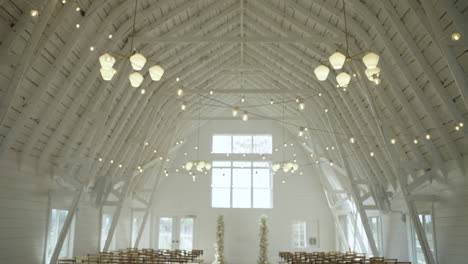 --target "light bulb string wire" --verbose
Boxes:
[182,90,460,141]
